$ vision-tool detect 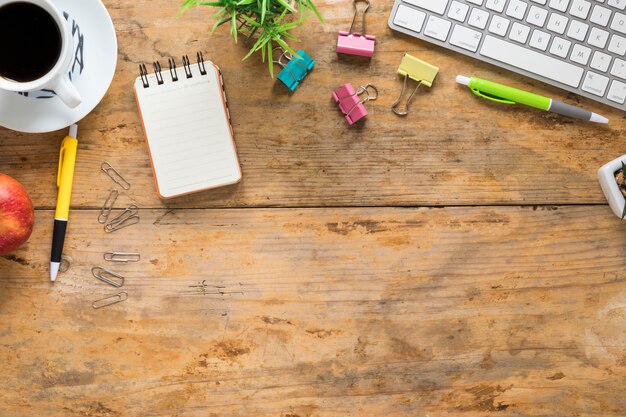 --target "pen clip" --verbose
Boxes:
[470,88,516,105]
[57,136,70,188]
